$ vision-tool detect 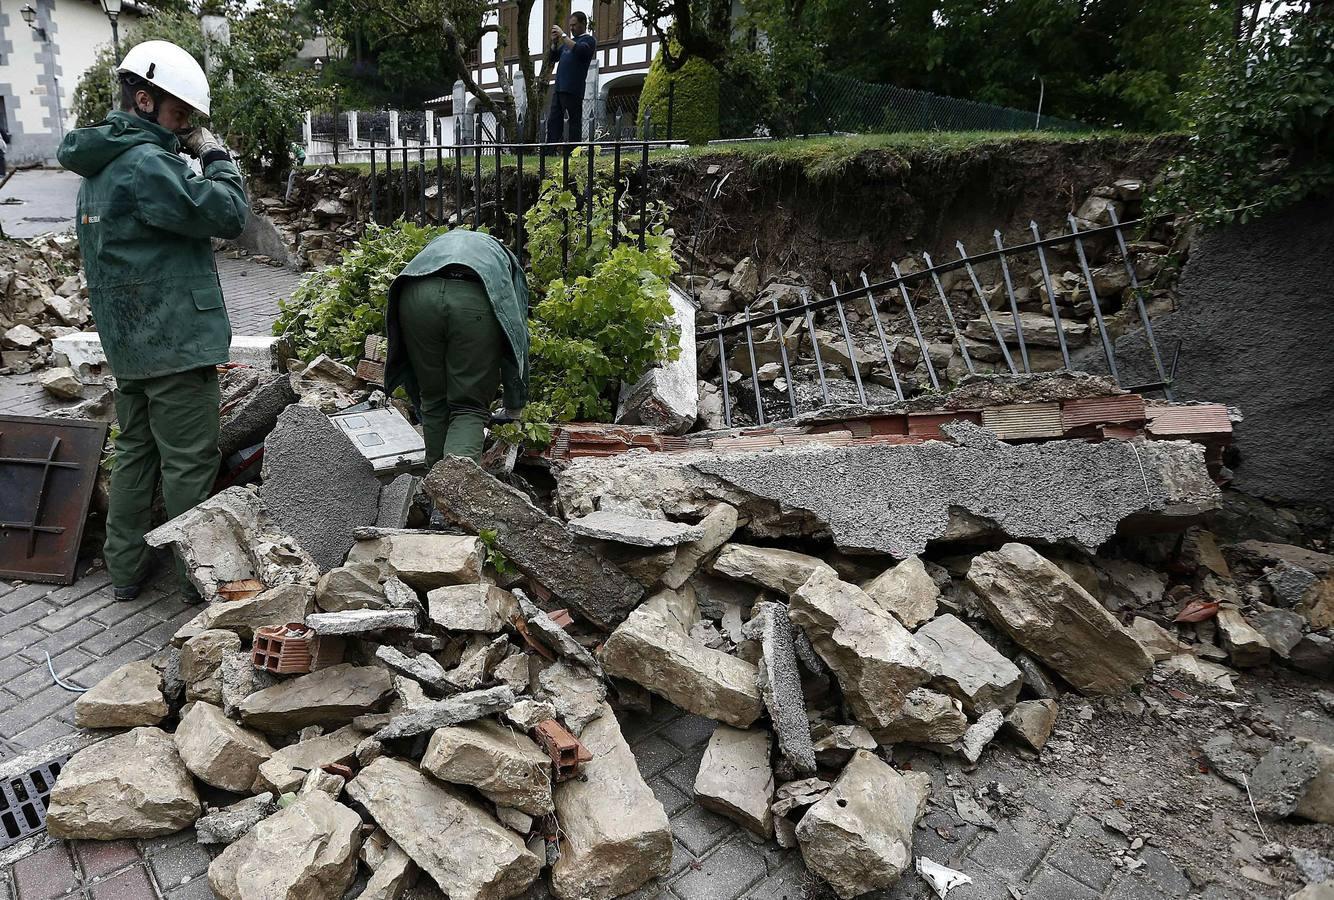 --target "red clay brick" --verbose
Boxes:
[74,839,141,880]
[13,843,79,900]
[88,864,156,900]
